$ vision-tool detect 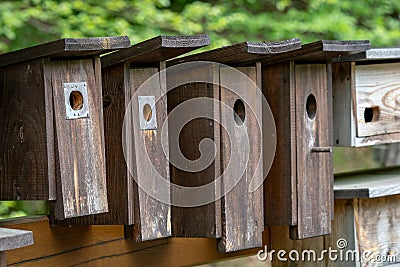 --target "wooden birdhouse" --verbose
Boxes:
[333,48,400,147]
[0,36,131,220]
[167,38,301,252]
[260,40,371,240]
[59,34,211,243]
